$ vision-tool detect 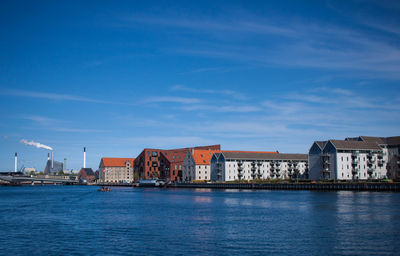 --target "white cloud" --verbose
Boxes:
[171,85,247,100]
[142,96,201,104]
[1,89,110,104]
